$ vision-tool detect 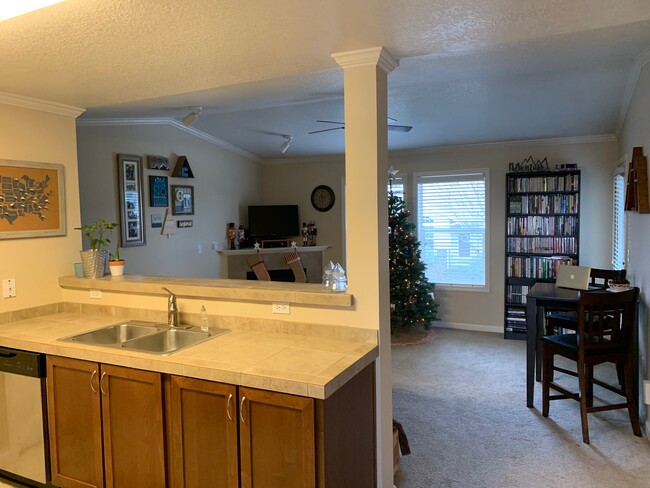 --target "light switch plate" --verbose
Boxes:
[644,380,650,405]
